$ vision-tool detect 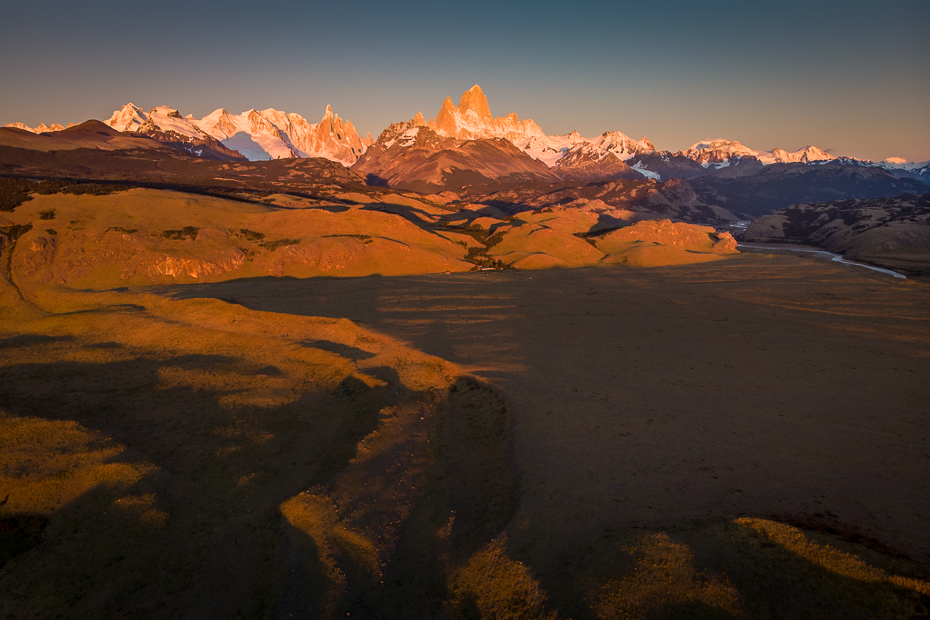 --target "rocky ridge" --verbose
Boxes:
[351,120,559,192]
